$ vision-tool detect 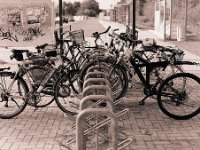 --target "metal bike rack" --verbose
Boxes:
[82,85,112,98]
[84,71,108,81]
[76,108,117,150]
[83,78,111,89]
[70,64,132,150]
[80,95,114,111]
[87,65,110,73]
